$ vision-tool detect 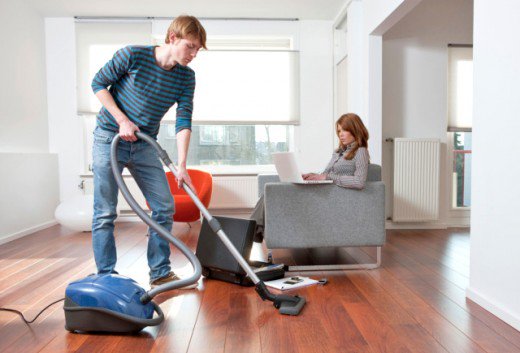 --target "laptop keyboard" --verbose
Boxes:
[303,180,333,184]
